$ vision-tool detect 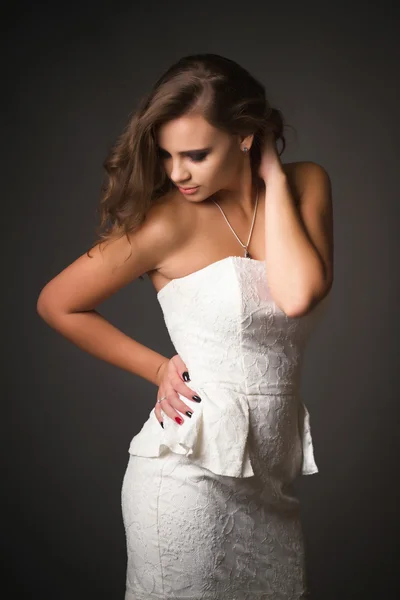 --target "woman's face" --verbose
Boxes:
[156,112,250,201]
